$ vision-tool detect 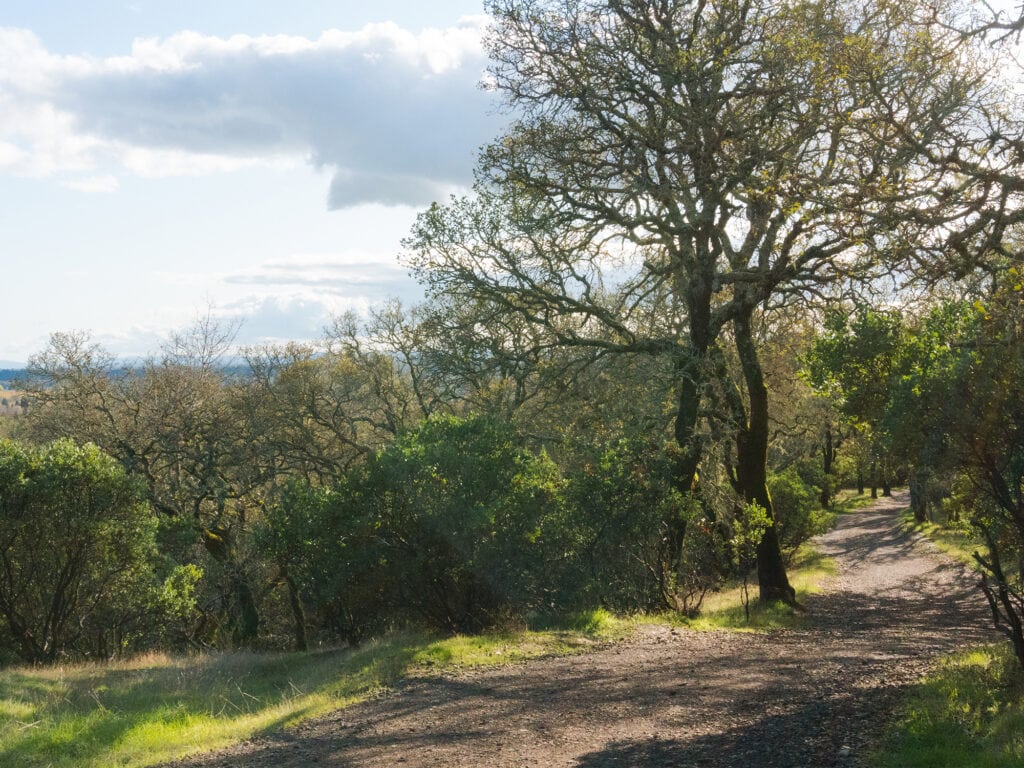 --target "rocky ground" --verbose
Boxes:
[164,491,994,767]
